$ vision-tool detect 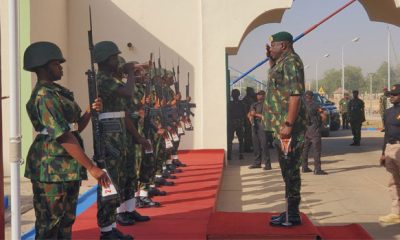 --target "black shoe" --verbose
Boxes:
[162,170,177,179]
[166,164,183,173]
[136,196,161,208]
[155,177,174,186]
[100,228,134,240]
[314,170,328,175]
[116,212,135,226]
[269,213,301,227]
[148,187,167,197]
[248,164,261,169]
[302,167,313,173]
[127,210,151,222]
[263,165,272,170]
[172,159,187,167]
[350,142,360,146]
[271,212,286,220]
